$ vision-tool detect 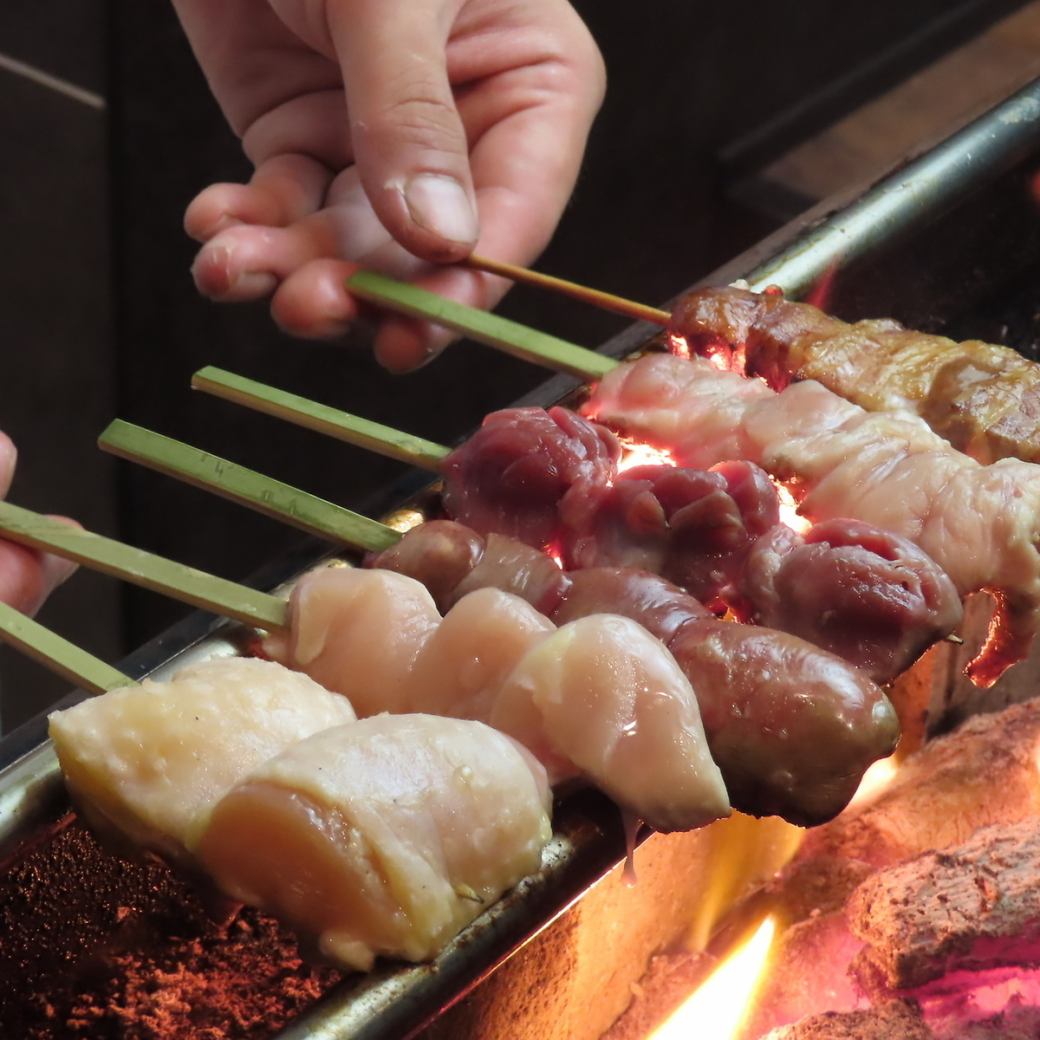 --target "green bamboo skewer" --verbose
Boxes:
[99,422,407,553]
[193,368,448,473]
[99,421,401,553]
[0,503,288,632]
[192,367,450,471]
[345,270,619,381]
[0,601,130,695]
